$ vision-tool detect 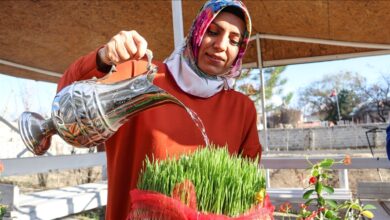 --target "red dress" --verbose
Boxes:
[58,49,262,220]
